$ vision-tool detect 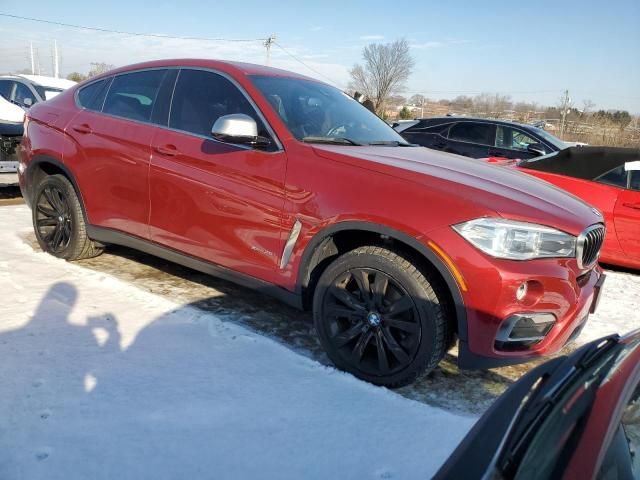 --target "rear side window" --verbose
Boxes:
[449,122,495,145]
[103,70,167,122]
[630,171,640,191]
[597,166,628,189]
[77,78,111,111]
[169,69,262,137]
